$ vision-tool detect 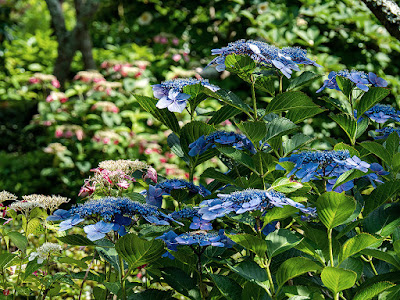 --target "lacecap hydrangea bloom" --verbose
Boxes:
[48,197,182,240]
[144,179,211,208]
[208,39,321,78]
[29,242,62,264]
[152,78,220,113]
[316,70,388,93]
[199,188,316,220]
[189,131,257,156]
[277,150,387,192]
[363,104,400,123]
